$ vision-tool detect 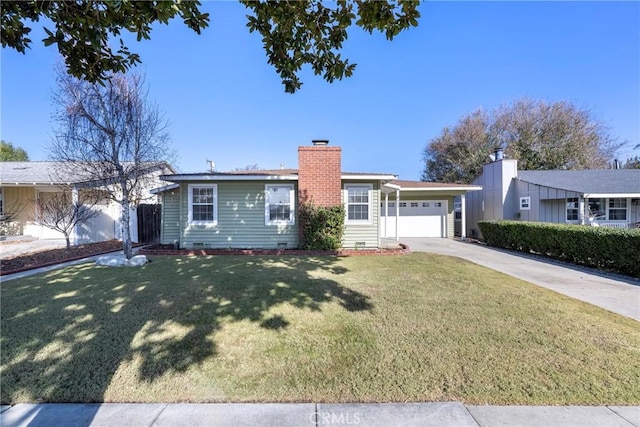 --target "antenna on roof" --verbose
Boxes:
[280,163,284,170]
[206,159,216,172]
